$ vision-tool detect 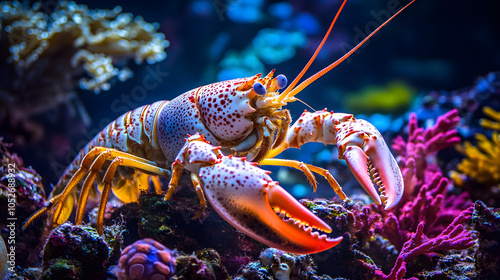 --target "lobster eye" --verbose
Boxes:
[277,74,287,89]
[253,82,266,95]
